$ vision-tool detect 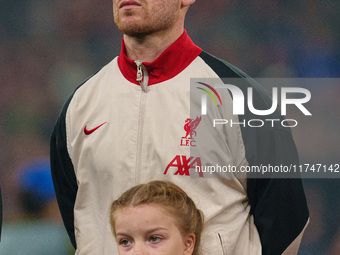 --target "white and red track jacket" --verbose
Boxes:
[51,31,309,255]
